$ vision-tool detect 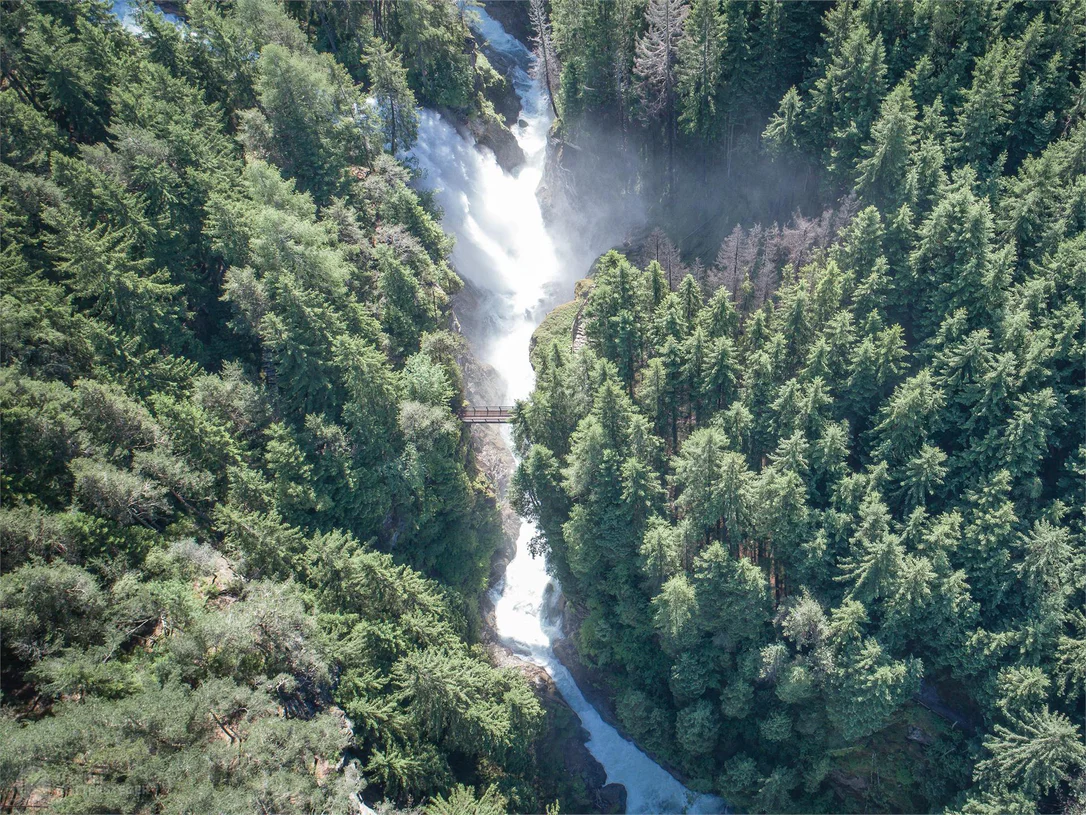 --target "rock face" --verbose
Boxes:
[476,43,522,127]
[482,0,532,44]
[598,783,628,814]
[436,105,526,174]
[485,75,522,128]
[552,627,695,791]
[471,3,529,170]
[537,122,644,259]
